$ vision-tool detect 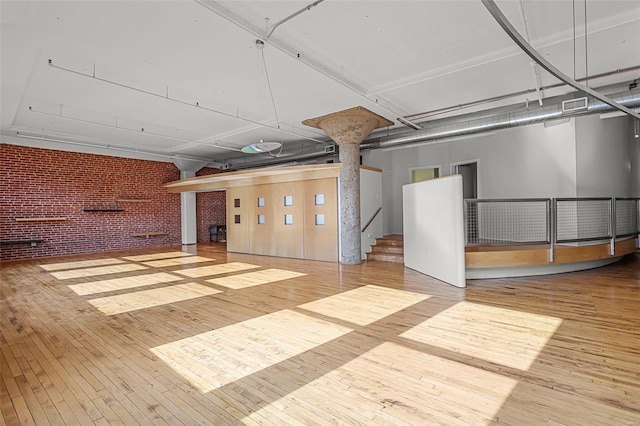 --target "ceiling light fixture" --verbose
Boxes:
[240,40,284,156]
